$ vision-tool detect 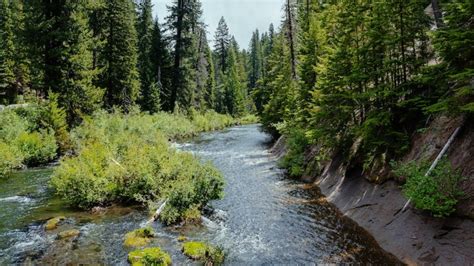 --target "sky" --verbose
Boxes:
[151,0,284,49]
